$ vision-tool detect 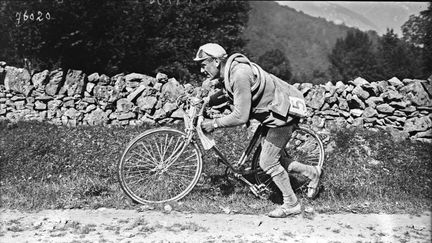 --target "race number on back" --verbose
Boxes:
[288,96,307,117]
